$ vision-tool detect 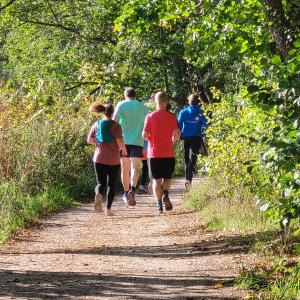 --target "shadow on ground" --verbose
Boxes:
[0,269,239,299]
[1,232,259,257]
